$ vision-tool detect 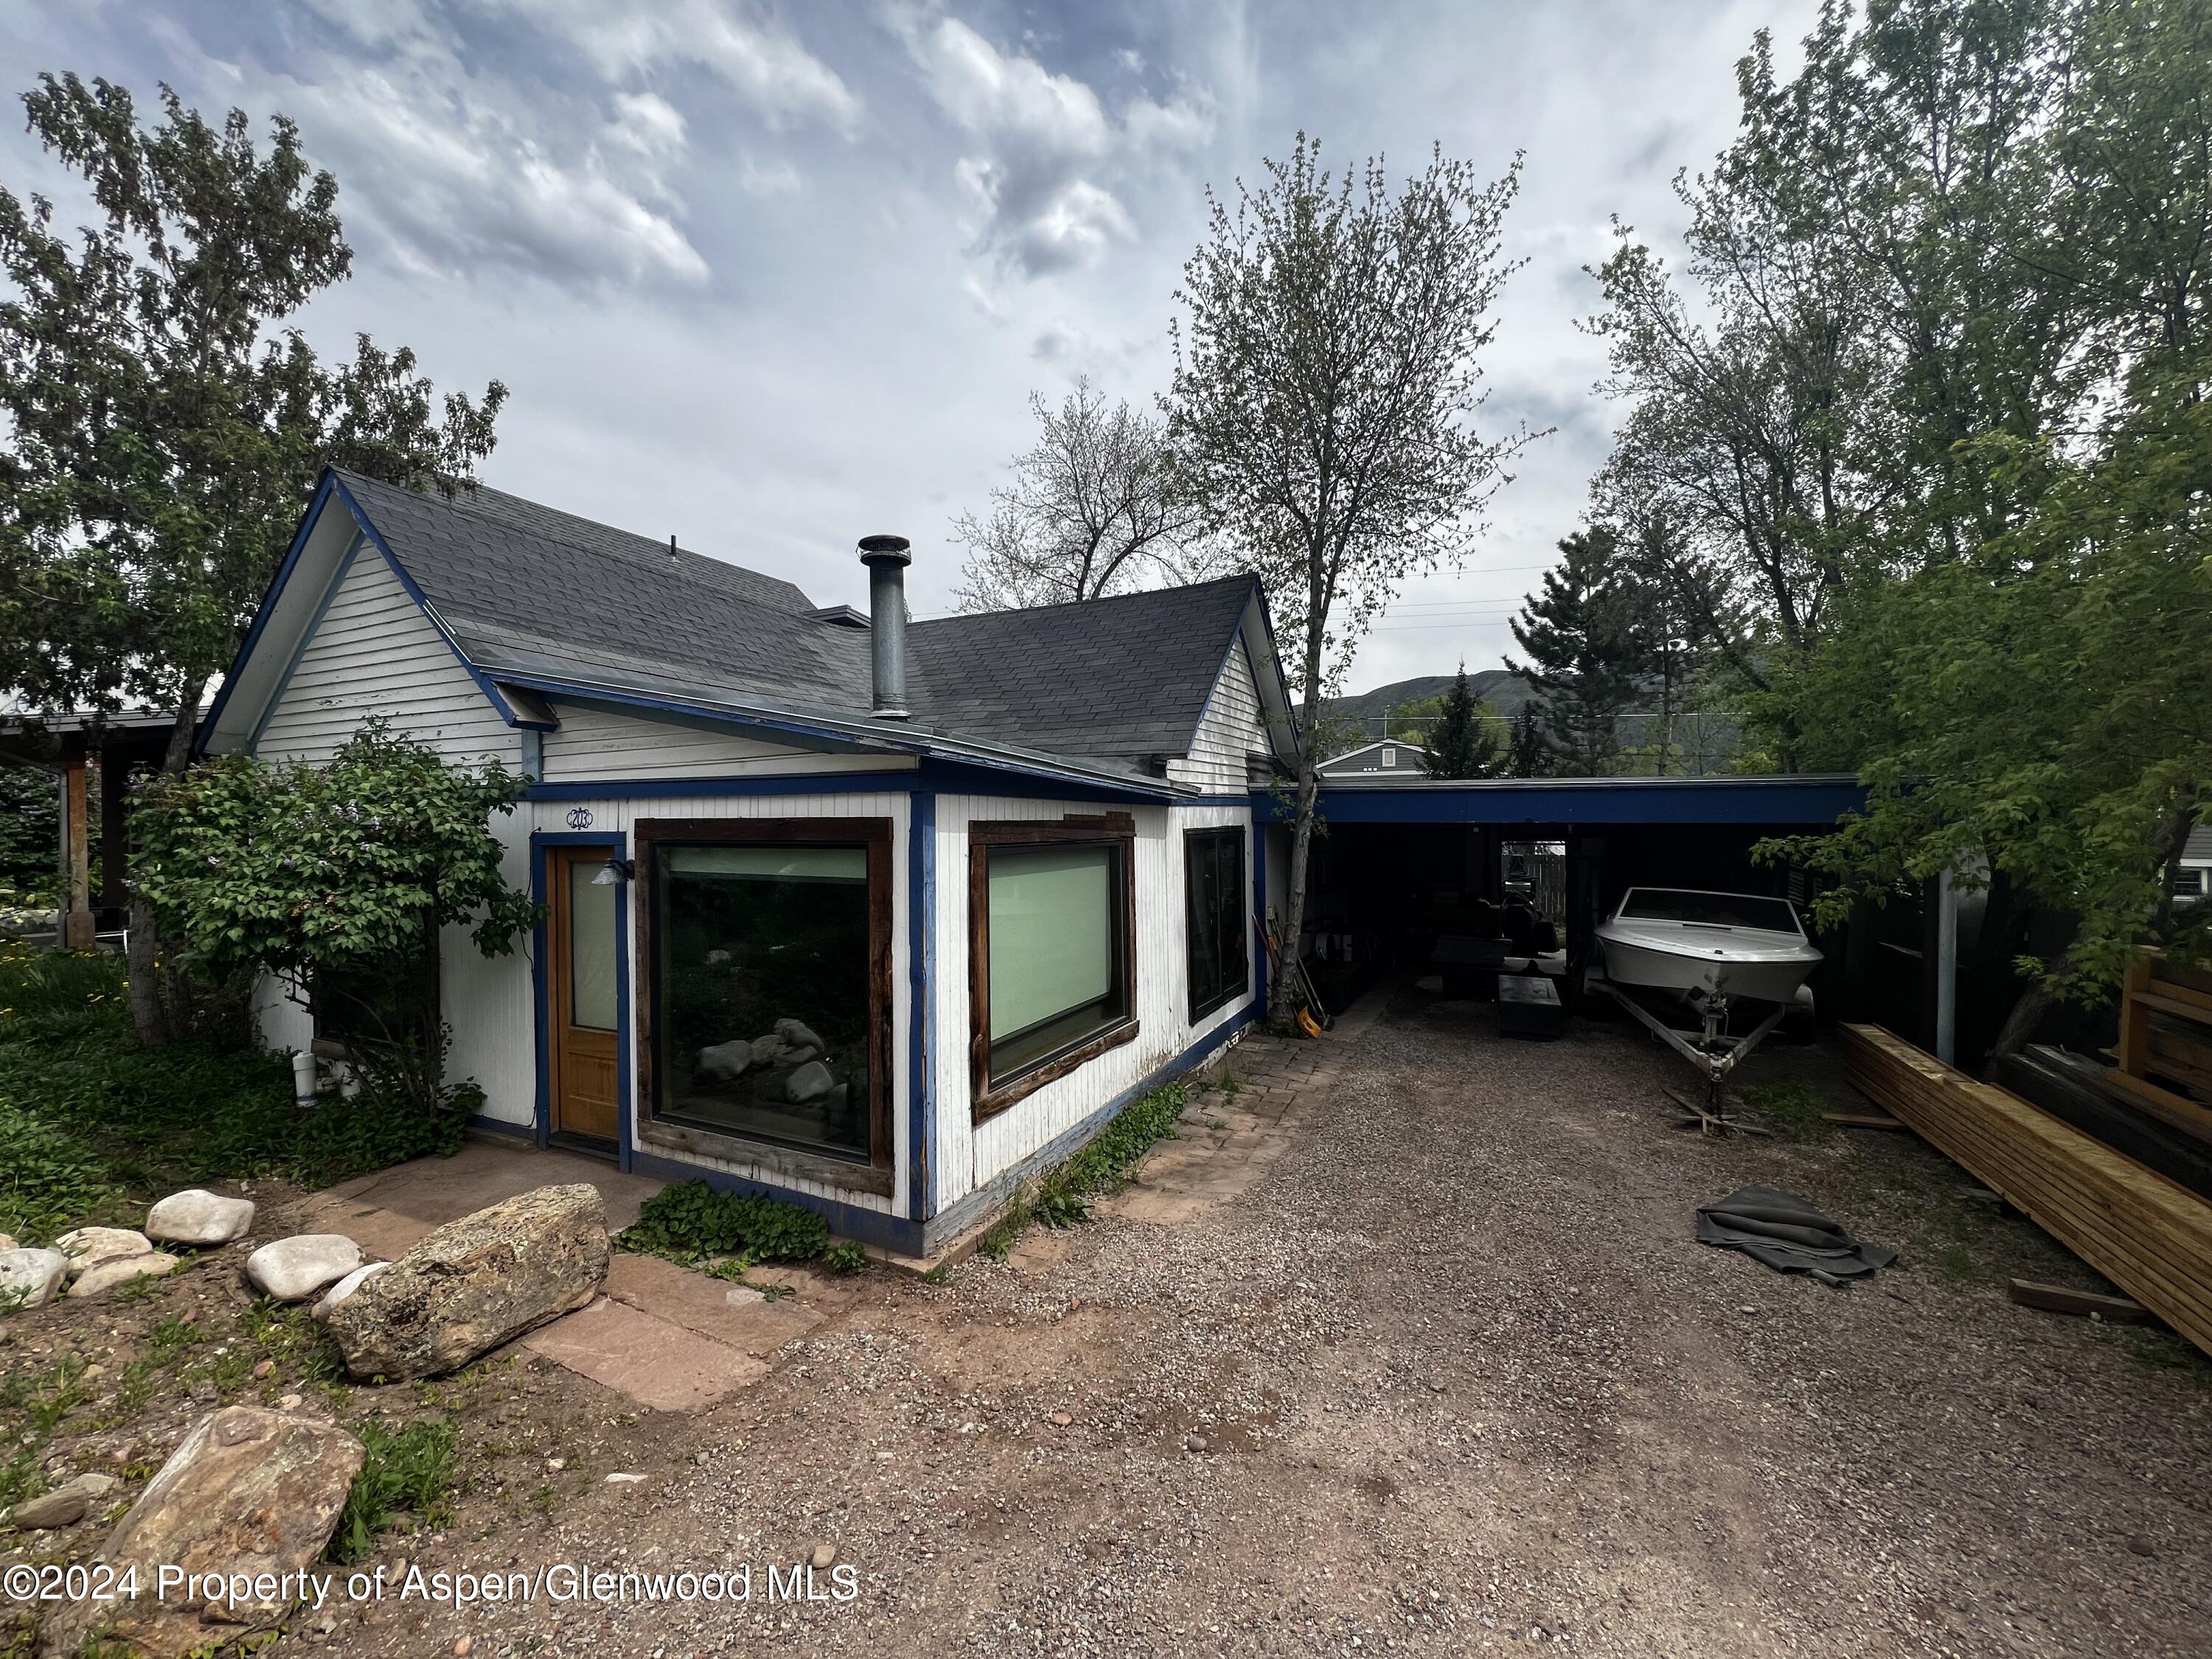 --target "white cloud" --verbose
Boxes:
[502,0,860,133]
